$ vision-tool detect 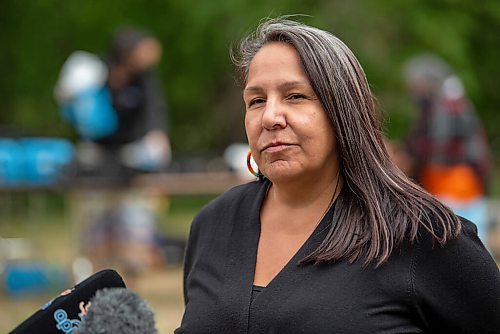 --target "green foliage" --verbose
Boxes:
[0,0,499,160]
